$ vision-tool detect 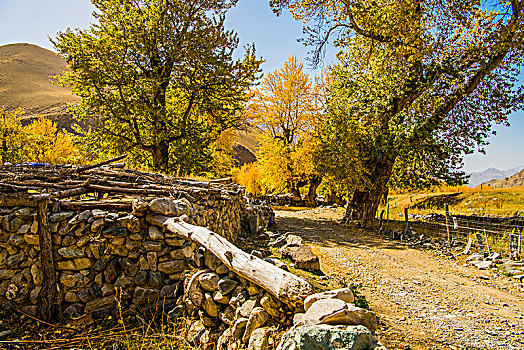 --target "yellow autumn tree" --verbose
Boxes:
[0,107,26,163]
[24,116,79,164]
[0,108,78,165]
[248,56,324,205]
